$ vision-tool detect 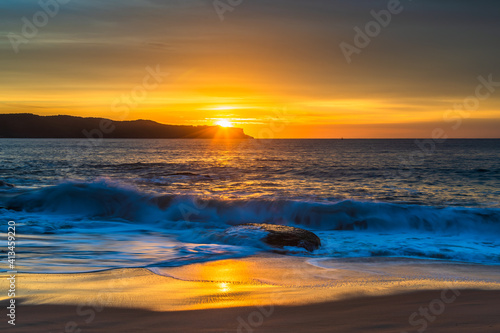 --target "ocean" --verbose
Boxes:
[1,139,499,273]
